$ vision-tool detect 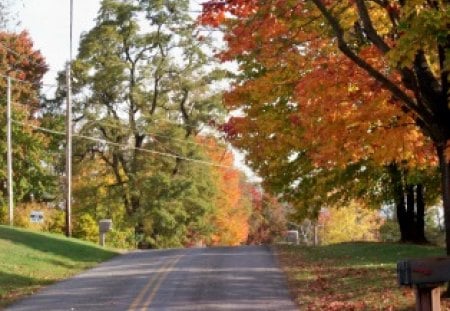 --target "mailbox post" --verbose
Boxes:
[98,219,112,247]
[397,257,450,311]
